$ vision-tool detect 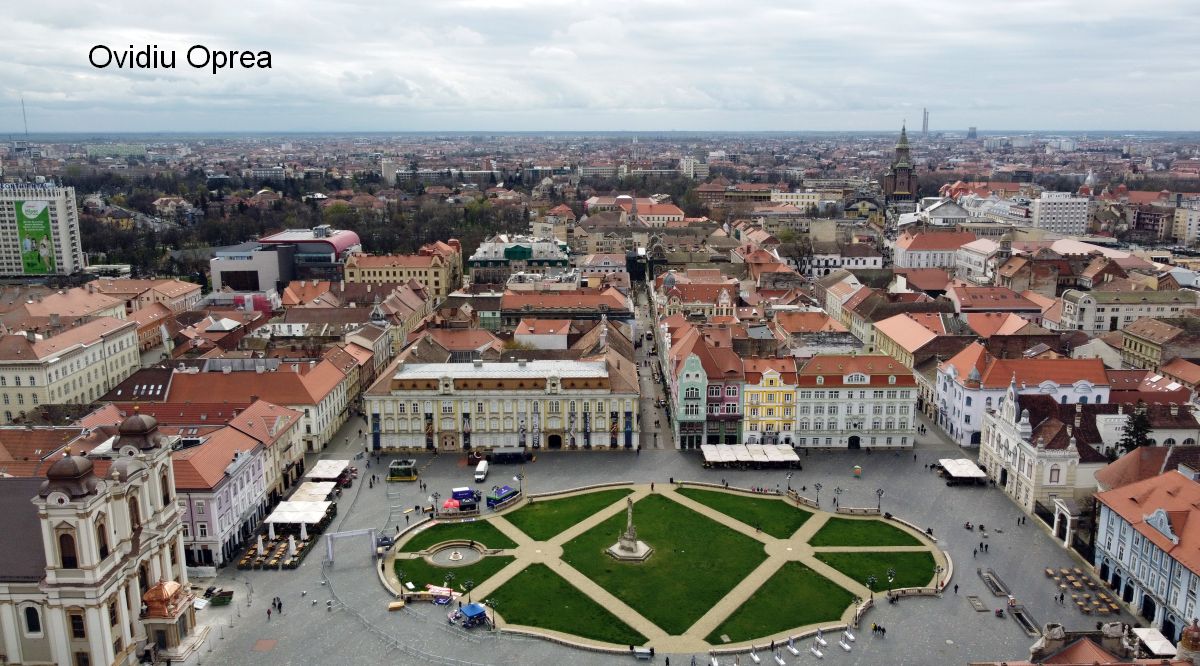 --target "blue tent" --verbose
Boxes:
[462,603,487,620]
